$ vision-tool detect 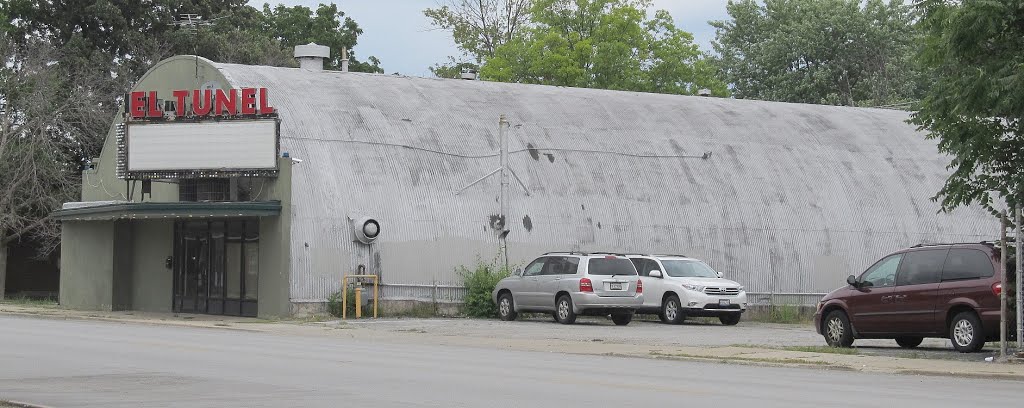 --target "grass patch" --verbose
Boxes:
[744,305,814,324]
[779,346,859,355]
[0,294,58,308]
